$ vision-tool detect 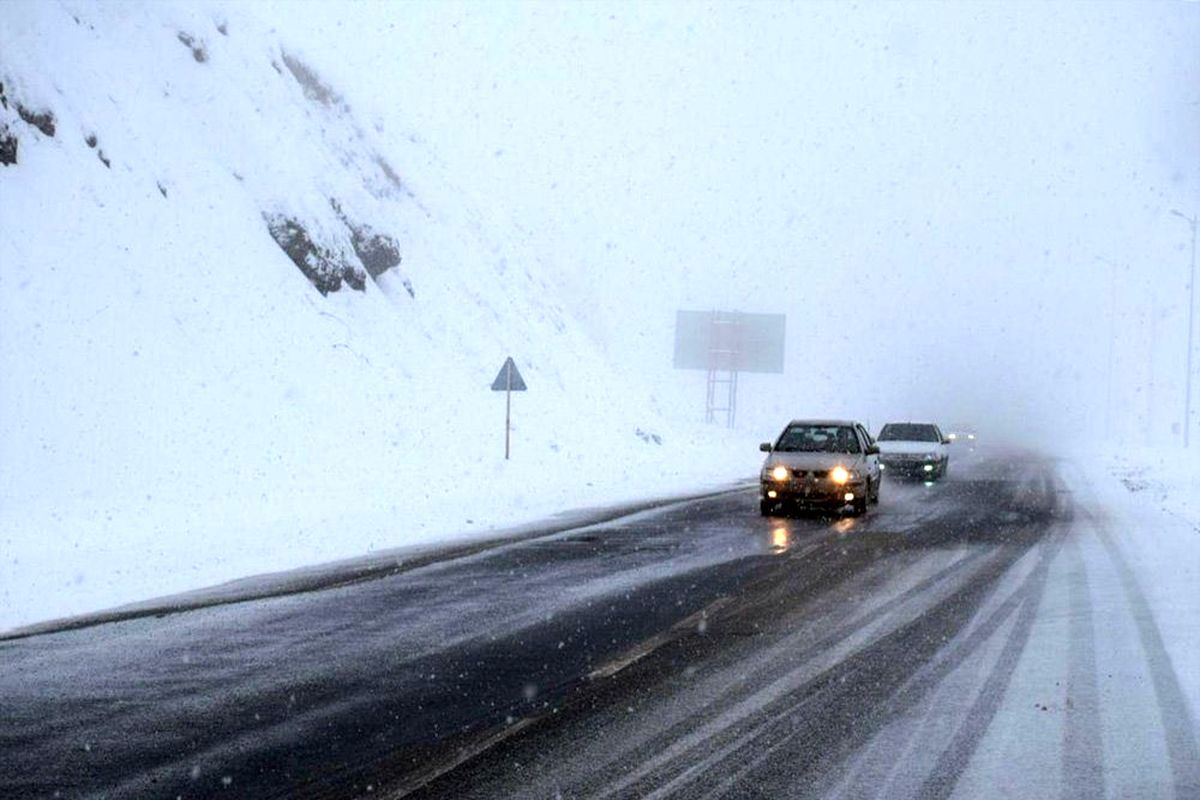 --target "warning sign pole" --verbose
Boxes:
[504,363,512,460]
[490,356,527,460]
